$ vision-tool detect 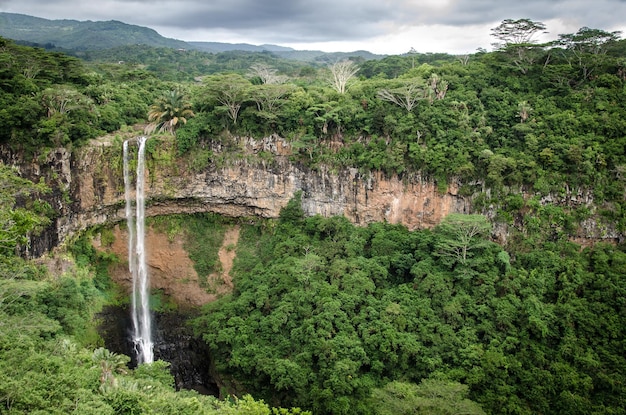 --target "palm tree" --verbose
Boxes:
[145,89,194,135]
[92,347,130,390]
[518,100,533,123]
